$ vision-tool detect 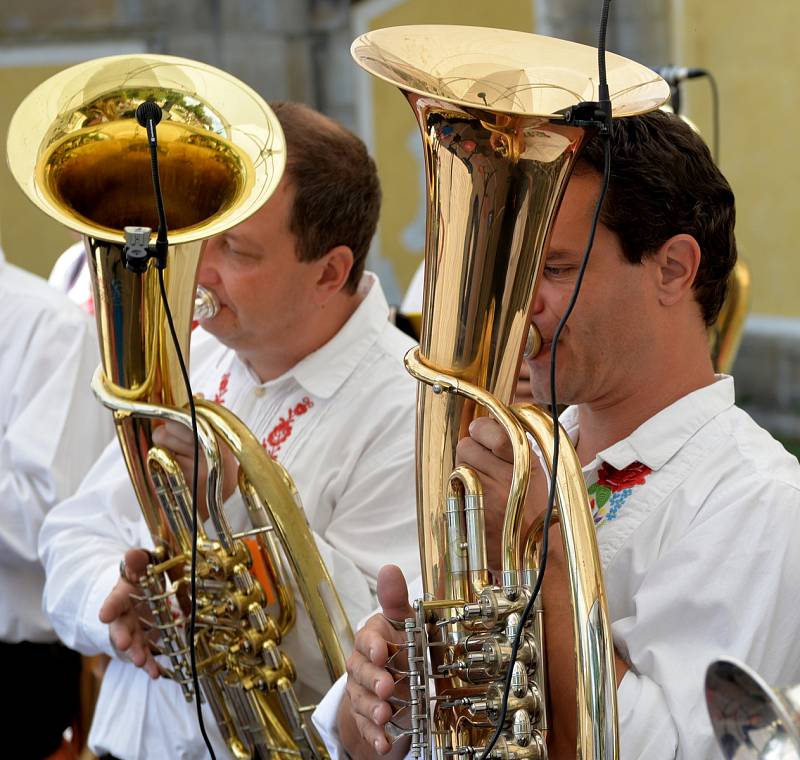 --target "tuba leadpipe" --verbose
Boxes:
[7,53,352,760]
[352,26,669,759]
